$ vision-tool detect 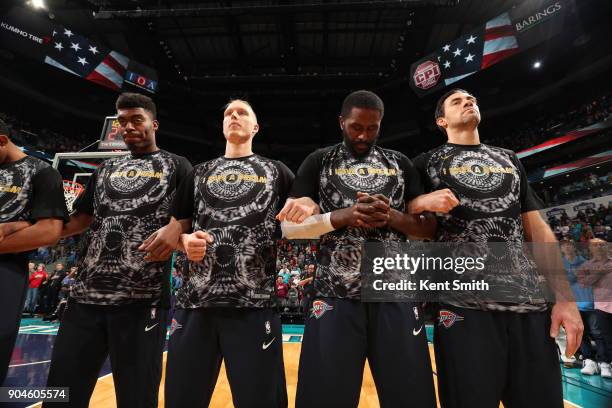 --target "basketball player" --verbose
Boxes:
[0,119,68,385]
[165,99,292,407]
[410,89,583,407]
[44,93,192,407]
[280,90,437,407]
